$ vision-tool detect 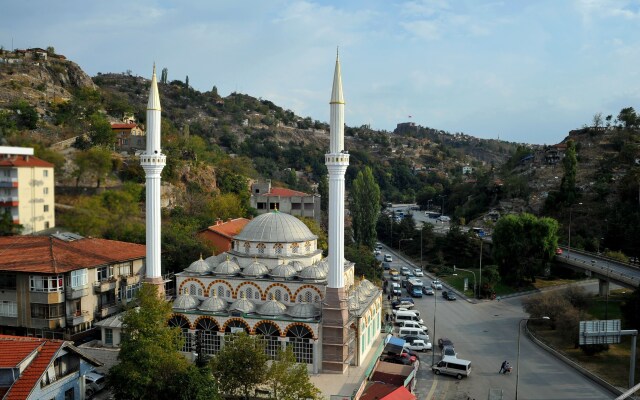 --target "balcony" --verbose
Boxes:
[122,274,141,286]
[93,279,117,293]
[0,177,18,188]
[96,303,121,319]
[66,310,92,326]
[30,290,64,304]
[0,196,18,207]
[65,285,89,300]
